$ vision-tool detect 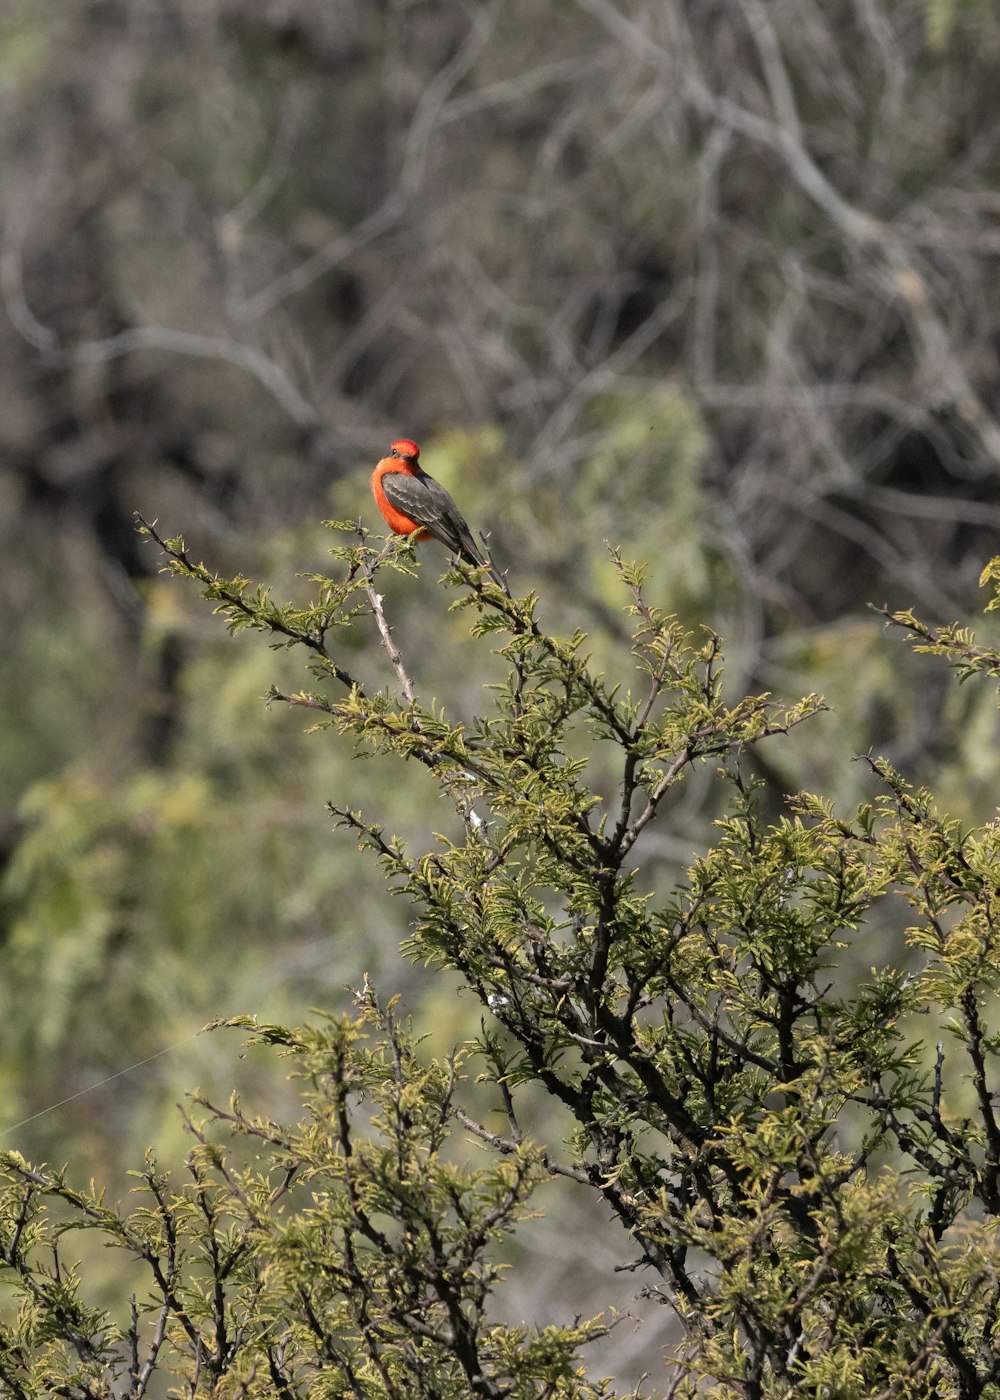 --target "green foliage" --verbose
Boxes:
[6,528,1000,1395]
[0,993,612,1399]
